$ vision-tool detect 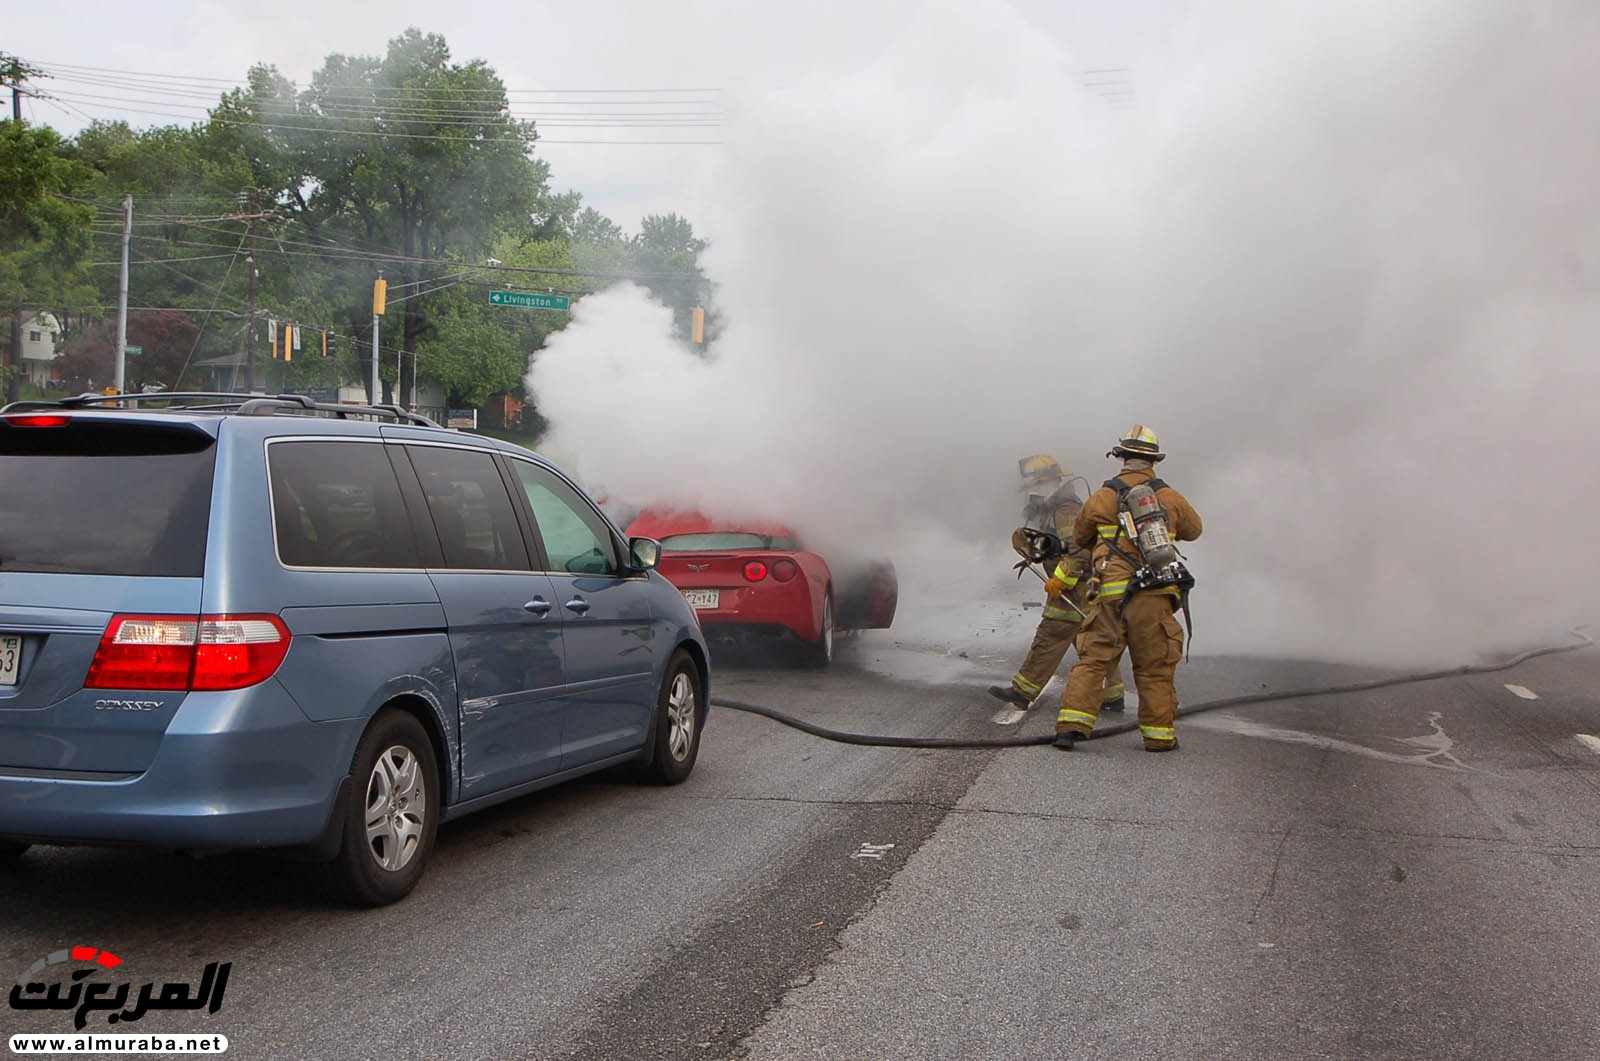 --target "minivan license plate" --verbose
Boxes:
[682,589,719,610]
[0,635,19,686]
